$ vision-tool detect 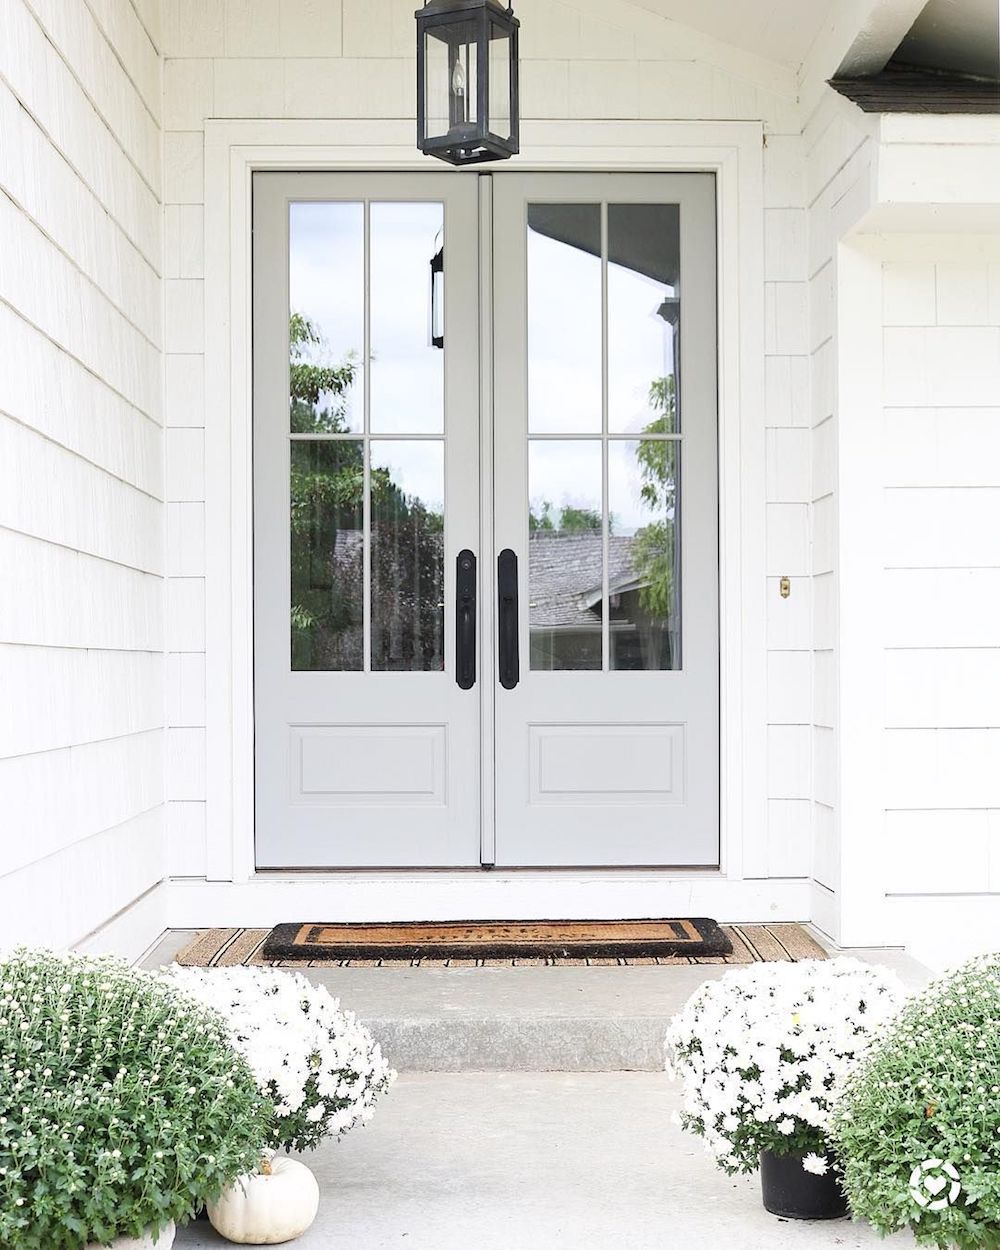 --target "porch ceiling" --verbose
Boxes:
[621,0,839,69]
[894,0,1000,80]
